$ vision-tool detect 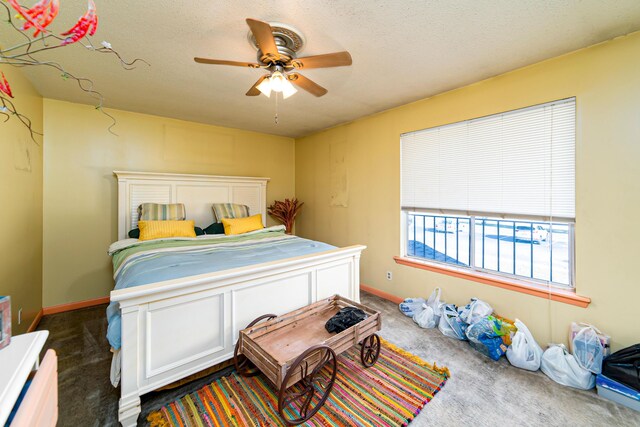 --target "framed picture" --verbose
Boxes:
[0,296,11,350]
